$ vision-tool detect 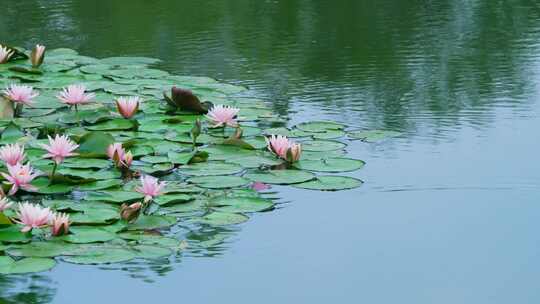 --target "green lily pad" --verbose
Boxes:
[85,190,144,203]
[348,130,401,142]
[226,154,283,168]
[118,232,183,249]
[243,170,315,185]
[294,158,365,172]
[159,200,205,214]
[293,176,363,191]
[211,196,275,213]
[77,131,115,158]
[63,247,135,264]
[295,121,345,133]
[167,151,196,165]
[0,226,31,243]
[180,161,244,176]
[63,158,111,169]
[188,176,250,189]
[131,245,172,259]
[100,56,161,66]
[302,140,347,152]
[86,119,135,131]
[127,215,177,230]
[198,212,249,226]
[154,194,193,206]
[62,227,117,243]
[0,256,56,274]
[31,178,74,194]
[6,241,83,257]
[77,179,122,191]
